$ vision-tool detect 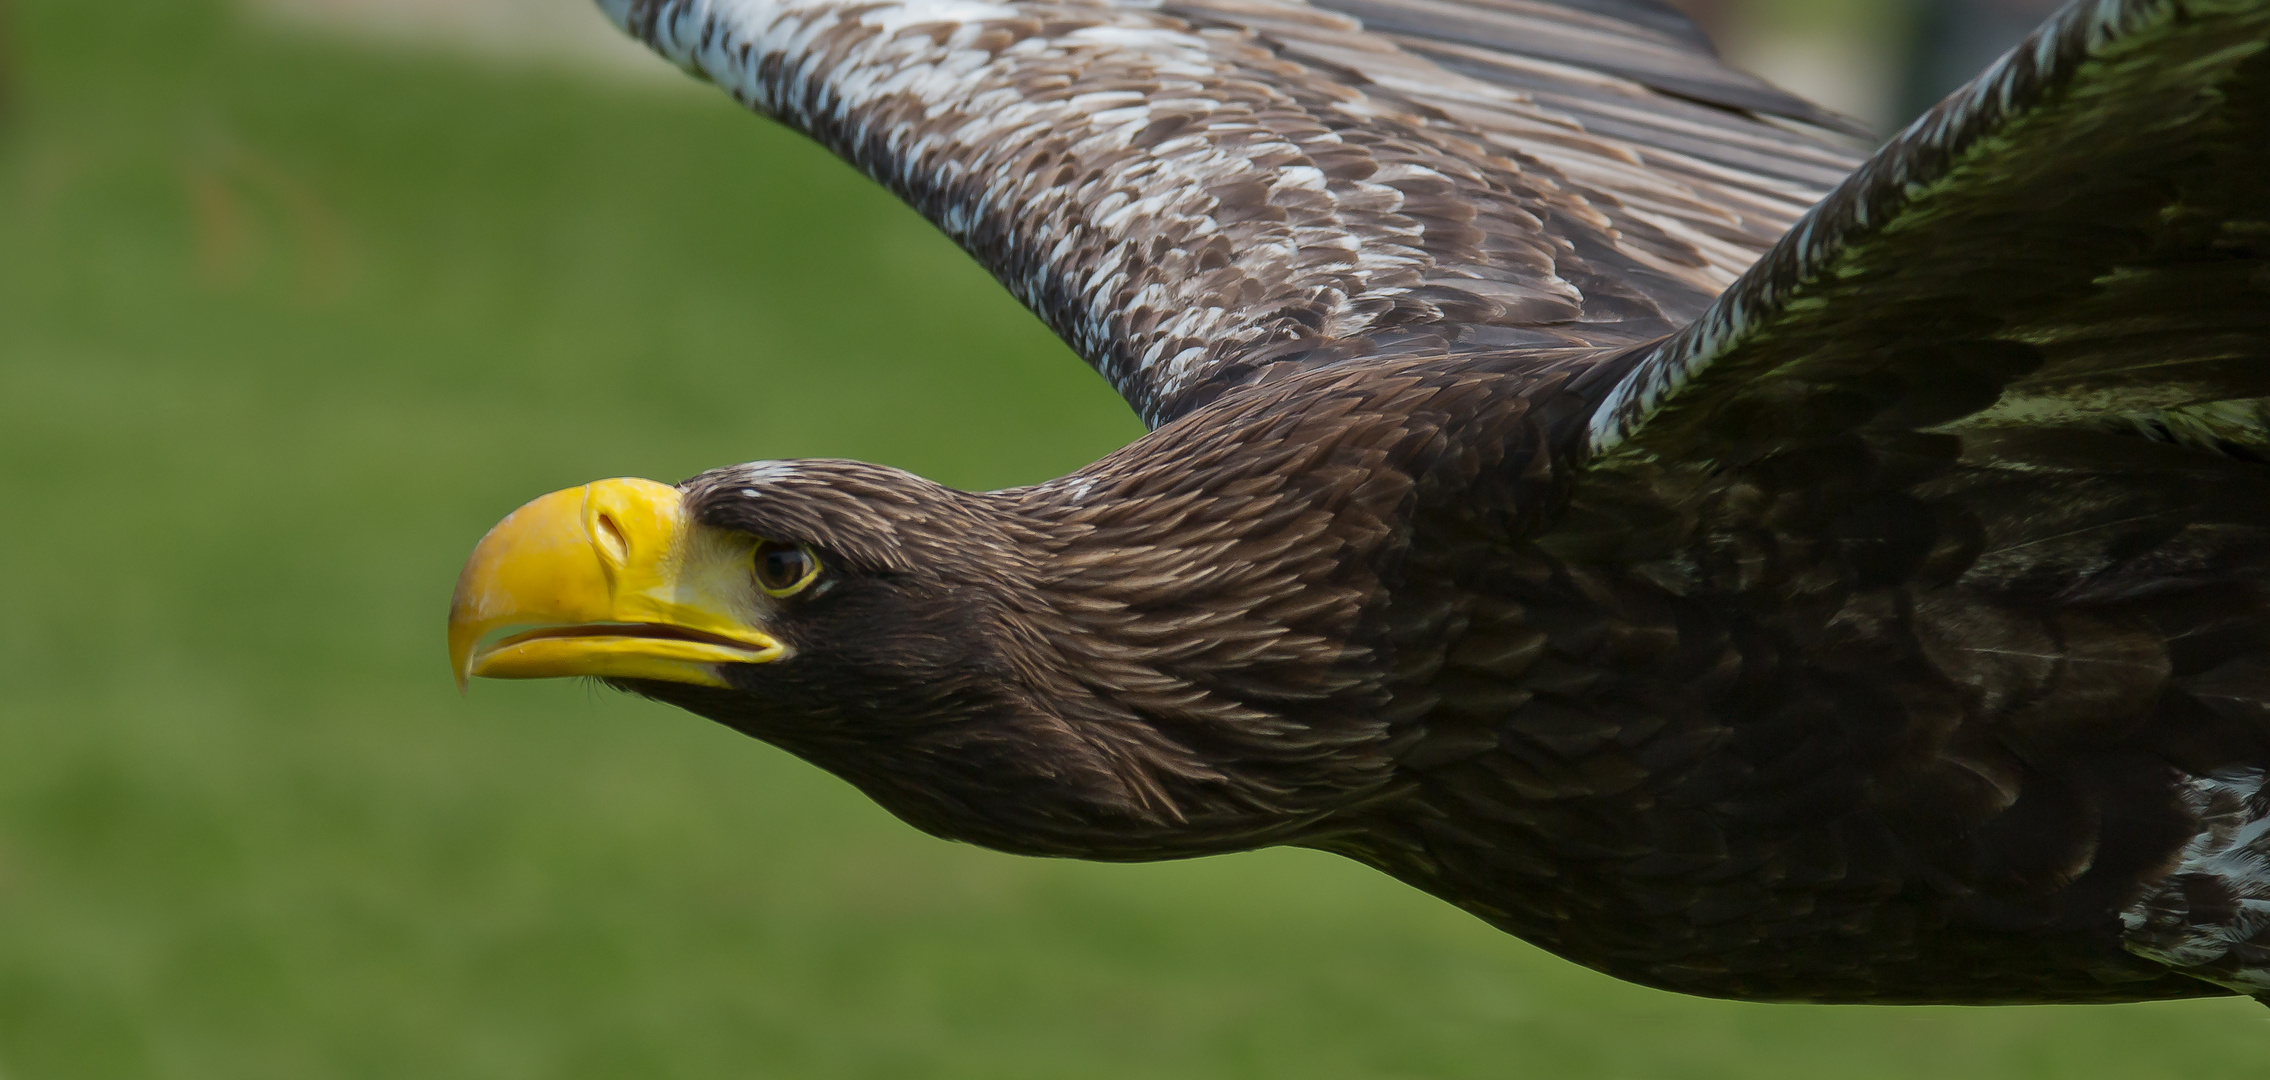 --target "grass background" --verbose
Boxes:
[0,0,2263,1075]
